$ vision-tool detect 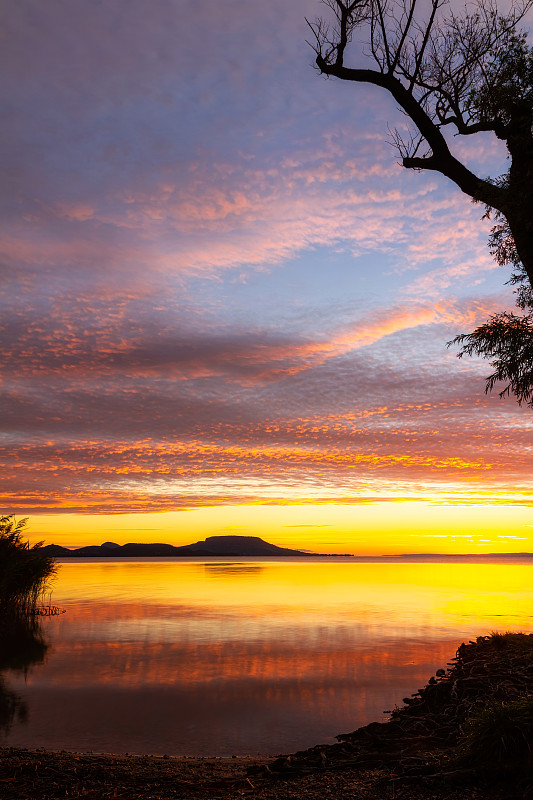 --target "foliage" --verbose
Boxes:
[0,515,56,616]
[450,307,533,405]
[449,208,533,406]
[468,30,533,127]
